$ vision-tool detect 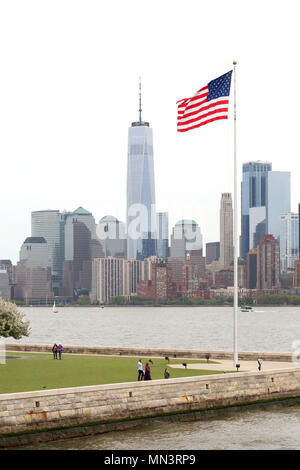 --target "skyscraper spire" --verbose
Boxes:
[131,77,149,127]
